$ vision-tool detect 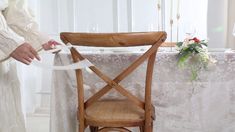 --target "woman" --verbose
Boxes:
[0,0,58,131]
